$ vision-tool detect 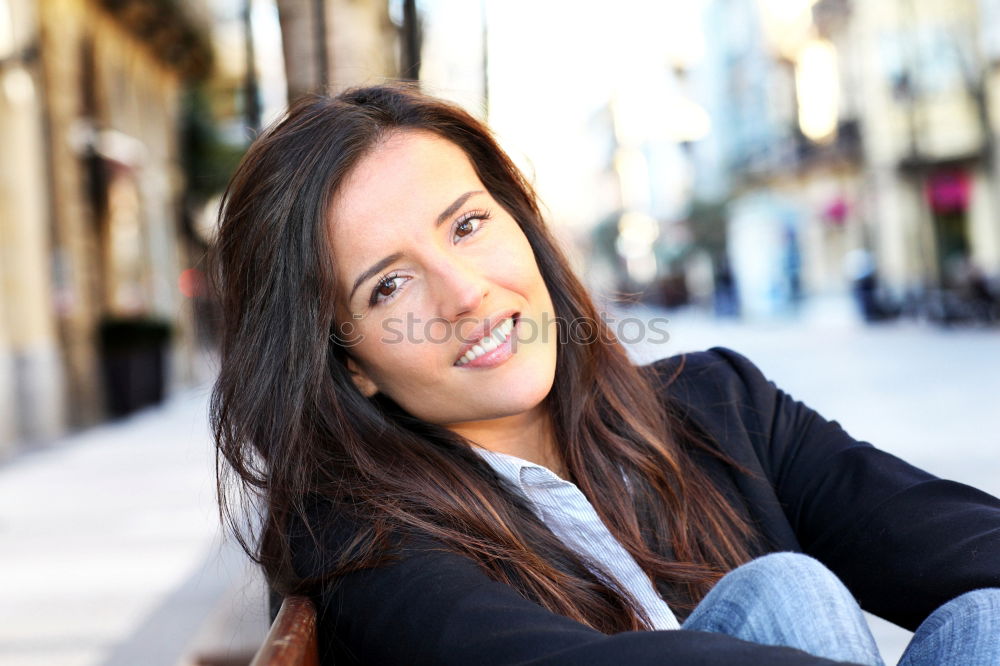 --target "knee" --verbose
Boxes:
[902,589,1000,665]
[932,588,1000,630]
[740,551,827,573]
[725,552,838,590]
[687,552,879,663]
[706,552,854,610]
[946,588,1000,609]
